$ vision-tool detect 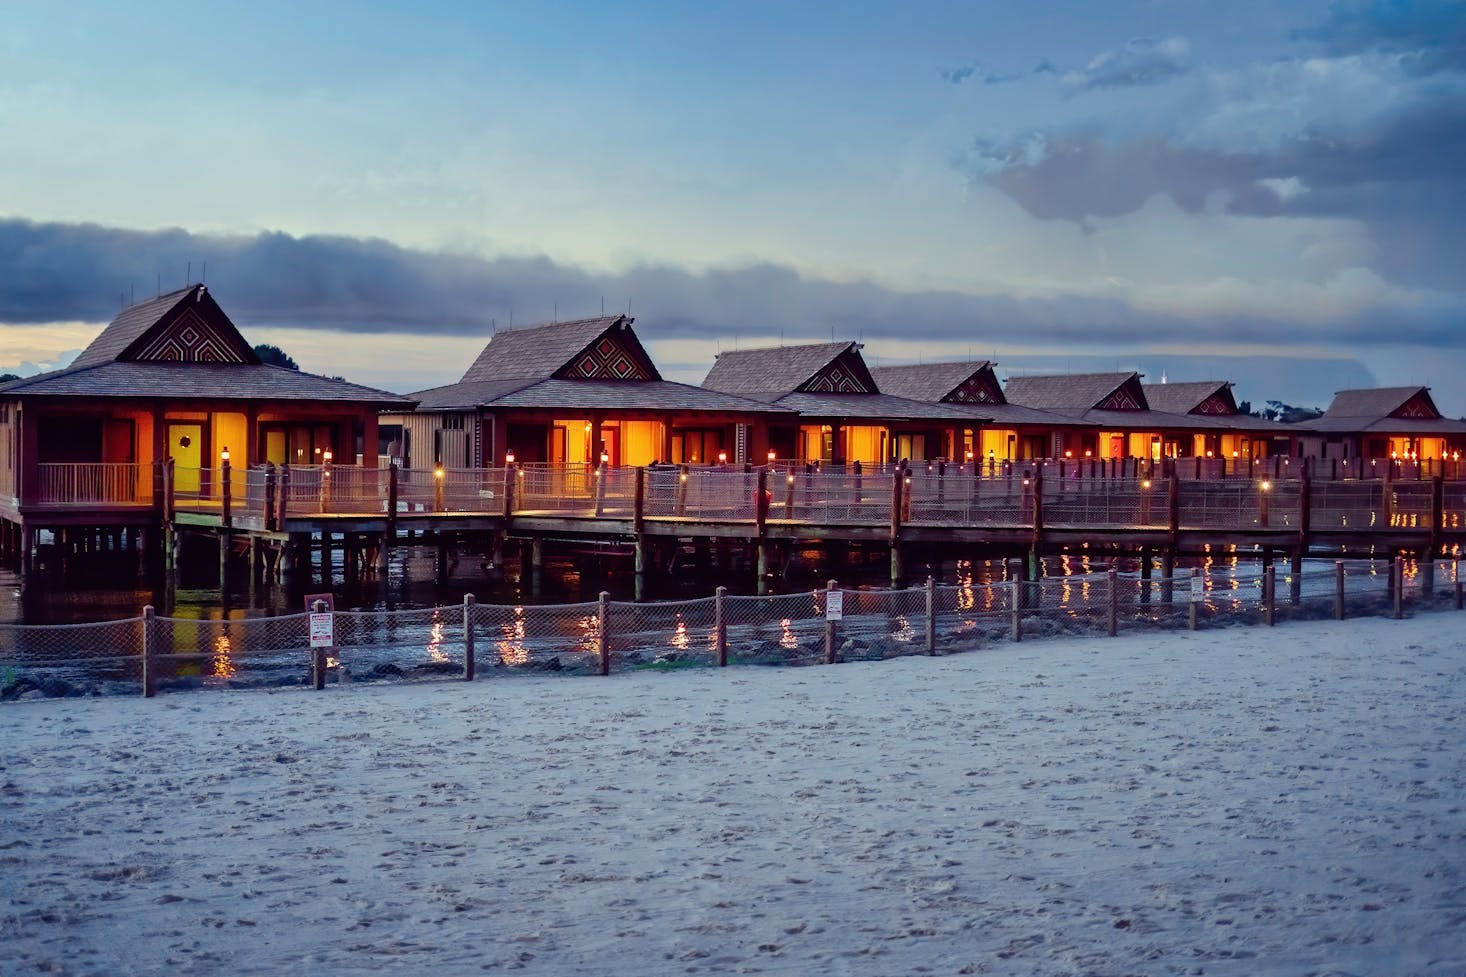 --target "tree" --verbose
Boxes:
[0,373,20,384]
[1262,400,1324,423]
[253,344,298,370]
